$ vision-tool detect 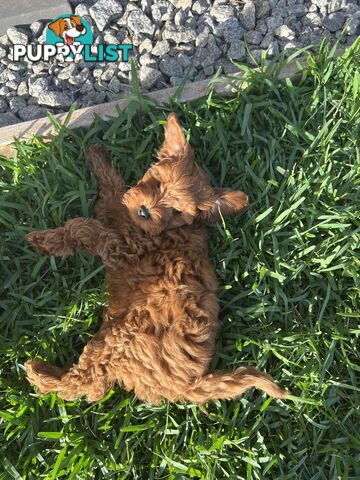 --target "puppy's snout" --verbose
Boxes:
[76,25,84,32]
[138,205,150,220]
